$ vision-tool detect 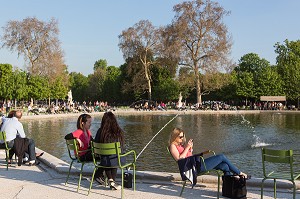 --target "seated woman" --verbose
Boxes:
[169,127,248,178]
[65,114,104,184]
[94,111,125,190]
